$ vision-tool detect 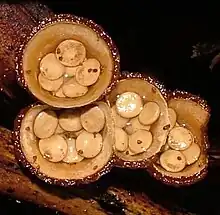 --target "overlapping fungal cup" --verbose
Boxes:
[14,102,114,186]
[147,91,210,186]
[106,72,170,168]
[15,14,120,108]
